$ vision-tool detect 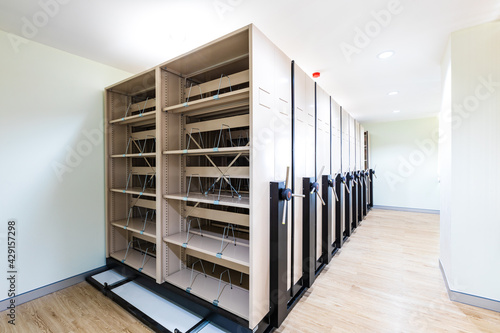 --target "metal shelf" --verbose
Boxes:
[166,268,249,320]
[109,111,156,125]
[164,89,249,116]
[164,232,249,270]
[111,153,156,158]
[111,187,156,197]
[164,193,249,209]
[111,219,156,241]
[163,146,249,156]
[111,249,156,279]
